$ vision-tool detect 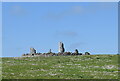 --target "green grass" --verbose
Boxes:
[2,55,119,79]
